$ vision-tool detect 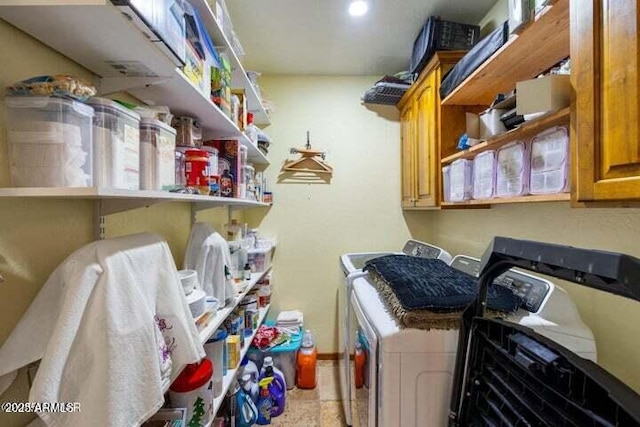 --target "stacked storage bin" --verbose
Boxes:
[472,150,496,200]
[5,97,94,187]
[88,97,141,190]
[496,140,529,197]
[449,159,473,202]
[529,126,570,194]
